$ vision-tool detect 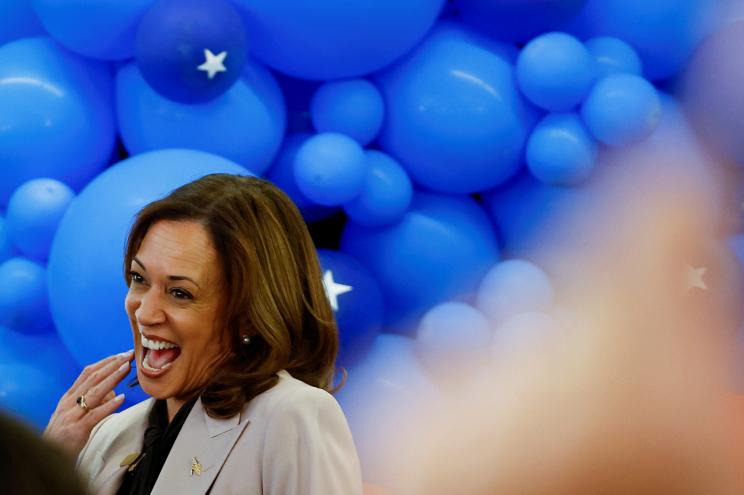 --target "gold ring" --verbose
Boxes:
[76,394,89,412]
